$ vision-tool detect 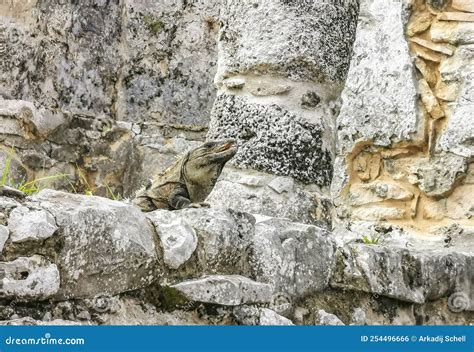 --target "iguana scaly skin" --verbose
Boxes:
[132,140,237,211]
